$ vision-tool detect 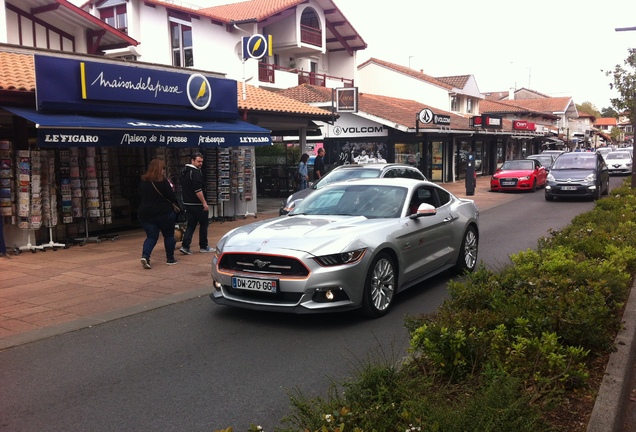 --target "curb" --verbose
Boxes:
[587,280,636,431]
